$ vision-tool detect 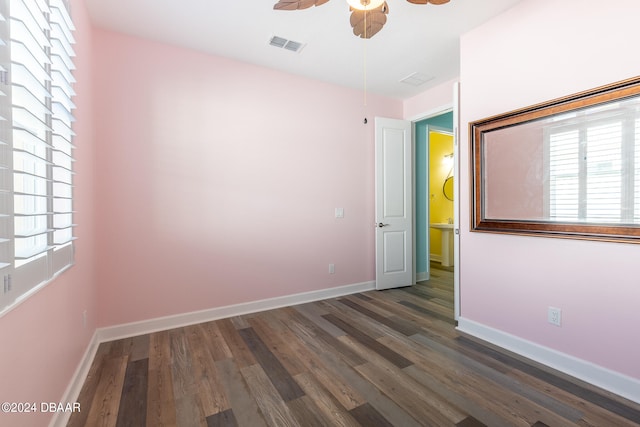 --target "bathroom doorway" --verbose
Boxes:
[414,111,456,321]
